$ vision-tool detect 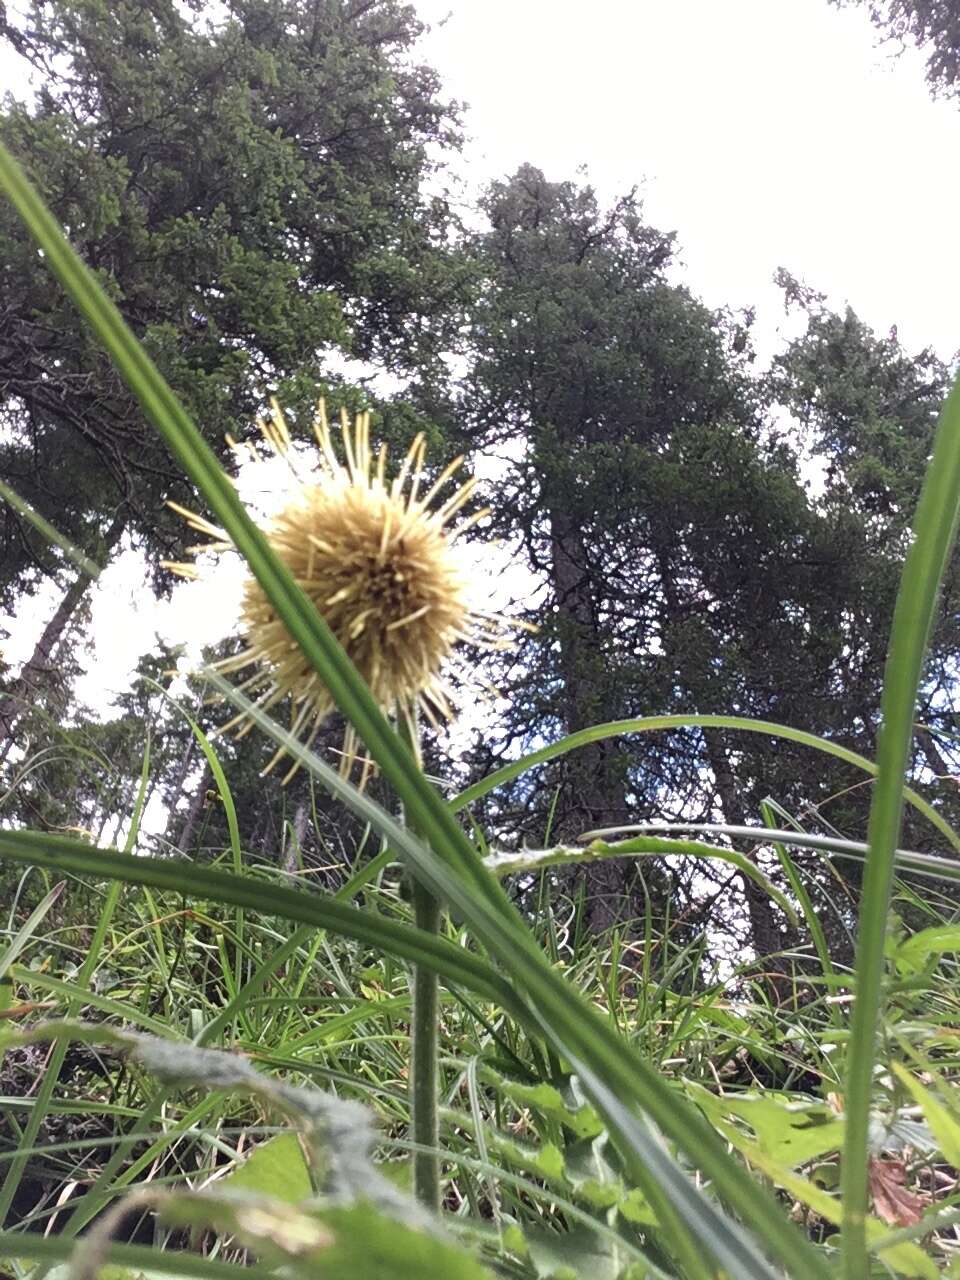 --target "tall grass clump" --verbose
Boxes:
[1,137,960,1280]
